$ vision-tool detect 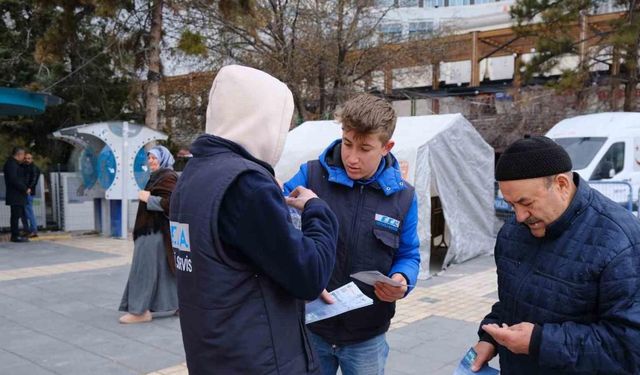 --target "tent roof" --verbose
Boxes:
[388,114,462,148]
[277,114,471,181]
[285,113,463,150]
